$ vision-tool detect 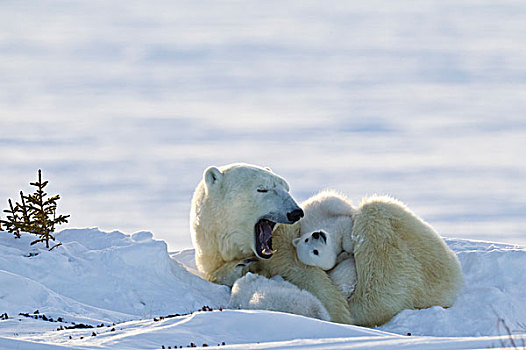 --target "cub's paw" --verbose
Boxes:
[212,257,260,287]
[236,257,258,269]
